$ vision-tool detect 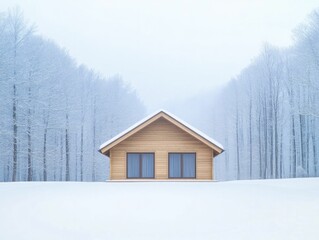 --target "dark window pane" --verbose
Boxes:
[127,153,140,178]
[169,154,181,178]
[183,153,195,178]
[142,154,154,178]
